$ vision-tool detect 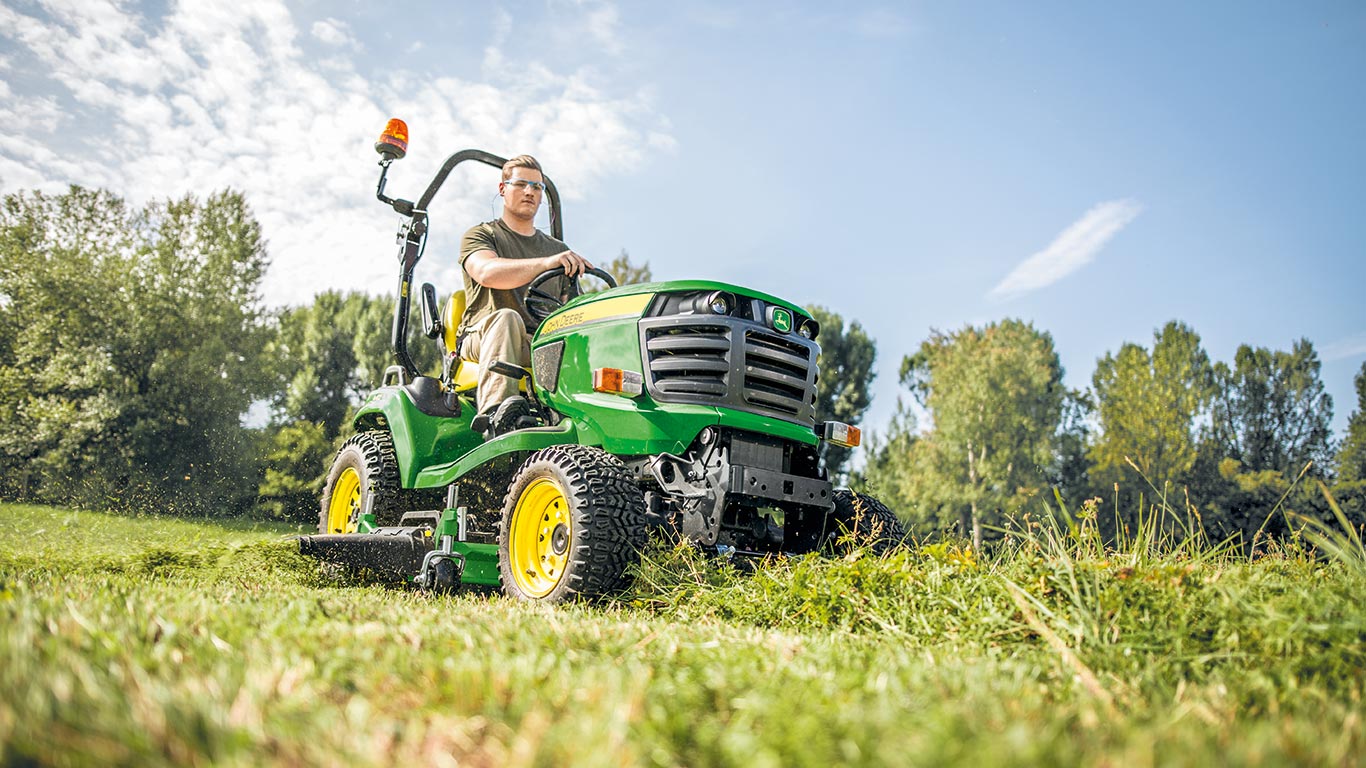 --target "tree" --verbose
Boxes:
[584,249,651,294]
[271,292,361,439]
[806,305,877,480]
[1210,340,1334,477]
[1089,321,1214,504]
[256,420,333,521]
[0,187,273,513]
[852,401,957,537]
[901,319,1064,548]
[1337,362,1366,483]
[0,187,138,499]
[1052,389,1094,505]
[600,249,652,287]
[1324,362,1366,531]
